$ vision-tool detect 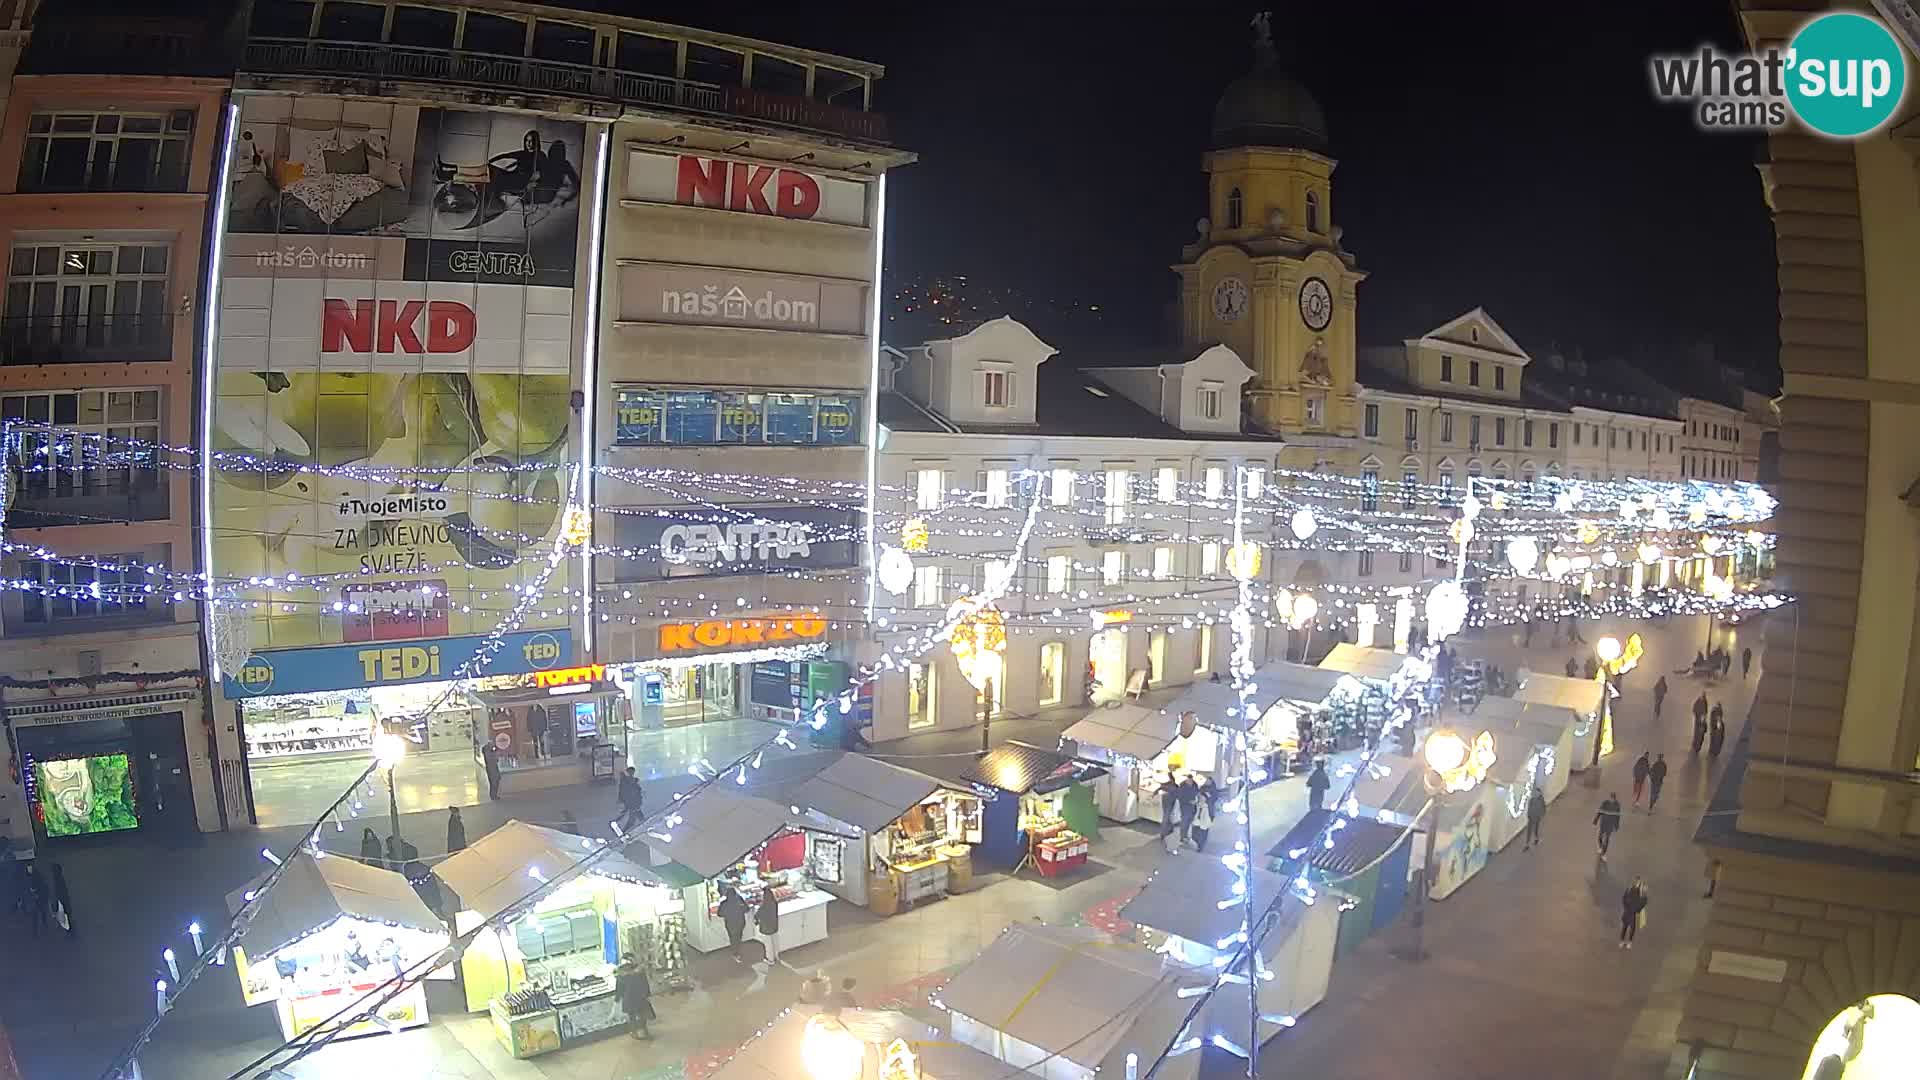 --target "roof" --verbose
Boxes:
[960,741,1106,795]
[643,787,822,880]
[1317,644,1413,683]
[1345,754,1428,819]
[1211,31,1327,153]
[1356,362,1570,415]
[789,753,942,834]
[1270,808,1414,878]
[939,923,1188,1073]
[1469,695,1580,740]
[709,1006,1004,1080]
[1121,858,1287,946]
[876,391,953,434]
[1513,673,1605,715]
[227,853,445,960]
[1062,701,1183,761]
[433,820,663,921]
